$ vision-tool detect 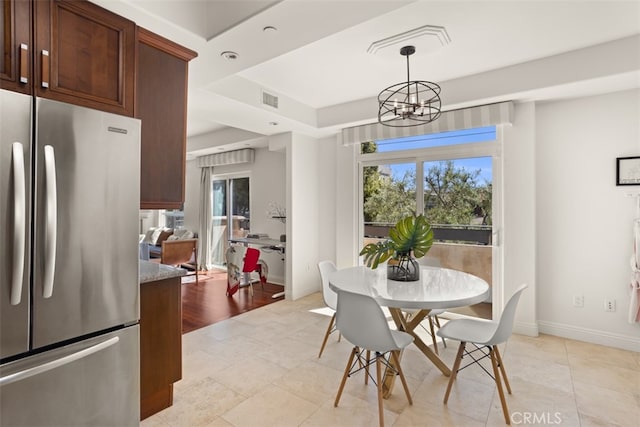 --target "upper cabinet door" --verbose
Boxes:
[136,28,197,209]
[0,0,32,94]
[34,0,135,116]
